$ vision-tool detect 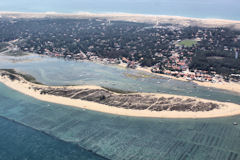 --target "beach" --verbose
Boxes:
[1,12,240,30]
[1,11,240,94]
[1,70,240,119]
[117,62,240,94]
